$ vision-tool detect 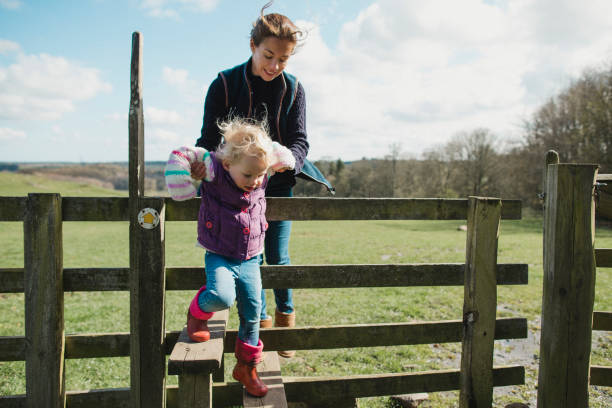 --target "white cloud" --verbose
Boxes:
[0,51,112,120]
[149,128,179,143]
[141,0,219,19]
[289,0,612,160]
[0,39,20,54]
[0,127,26,141]
[161,66,203,103]
[0,0,22,10]
[162,66,190,87]
[105,112,128,121]
[145,107,182,125]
